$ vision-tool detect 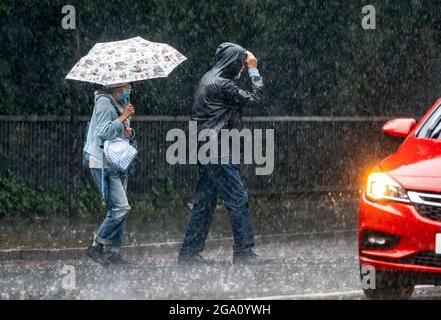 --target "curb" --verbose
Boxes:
[0,230,356,262]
